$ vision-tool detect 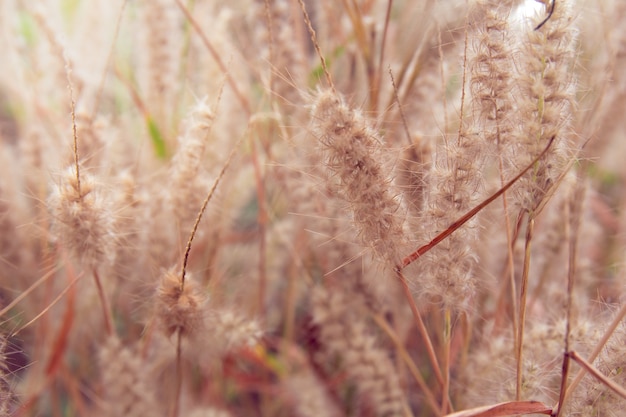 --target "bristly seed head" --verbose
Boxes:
[310,89,407,265]
[155,269,206,338]
[48,165,116,266]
